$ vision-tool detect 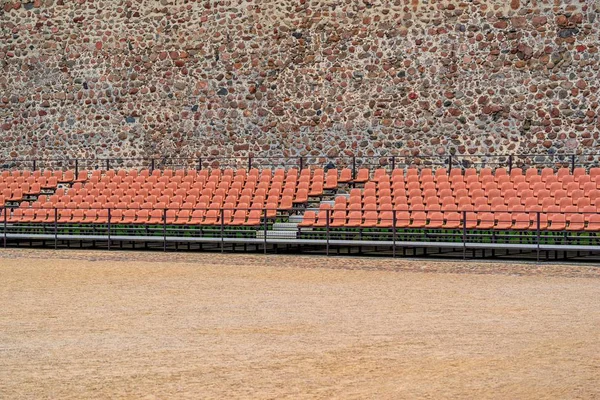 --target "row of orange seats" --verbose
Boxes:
[368,167,600,183]
[67,180,328,199]
[315,199,600,215]
[298,209,600,231]
[2,207,268,226]
[0,170,83,183]
[358,176,600,194]
[17,194,295,212]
